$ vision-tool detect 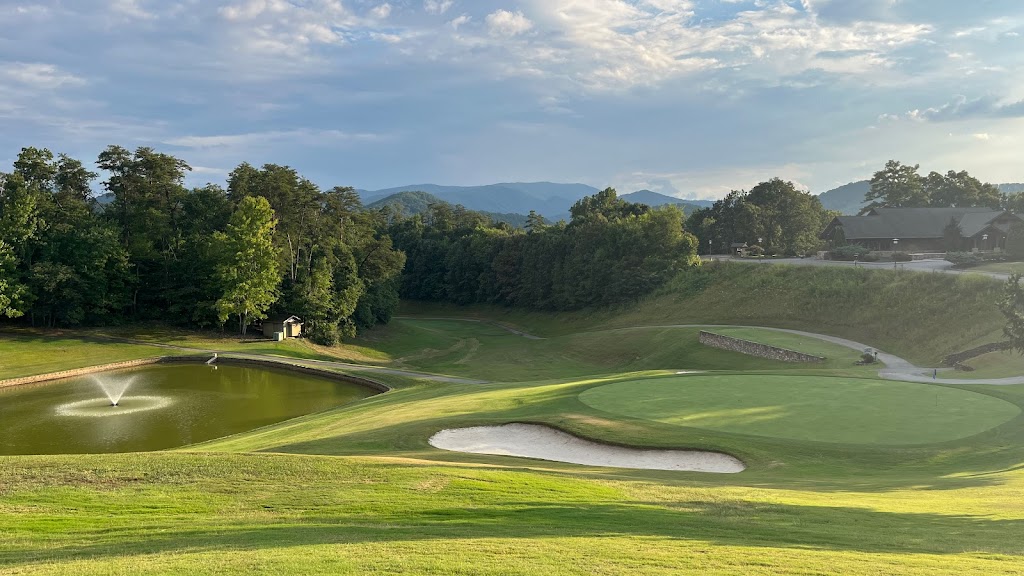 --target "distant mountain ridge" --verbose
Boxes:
[818,180,1024,215]
[366,191,536,228]
[619,190,713,214]
[816,181,871,215]
[358,182,711,219]
[358,182,598,217]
